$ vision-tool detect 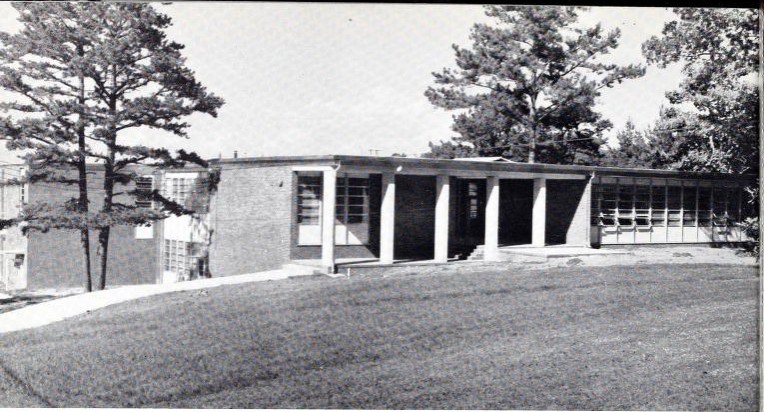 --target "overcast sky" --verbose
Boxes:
[0,3,684,162]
